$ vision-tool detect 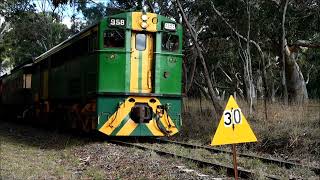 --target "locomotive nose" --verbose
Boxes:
[130,103,153,123]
